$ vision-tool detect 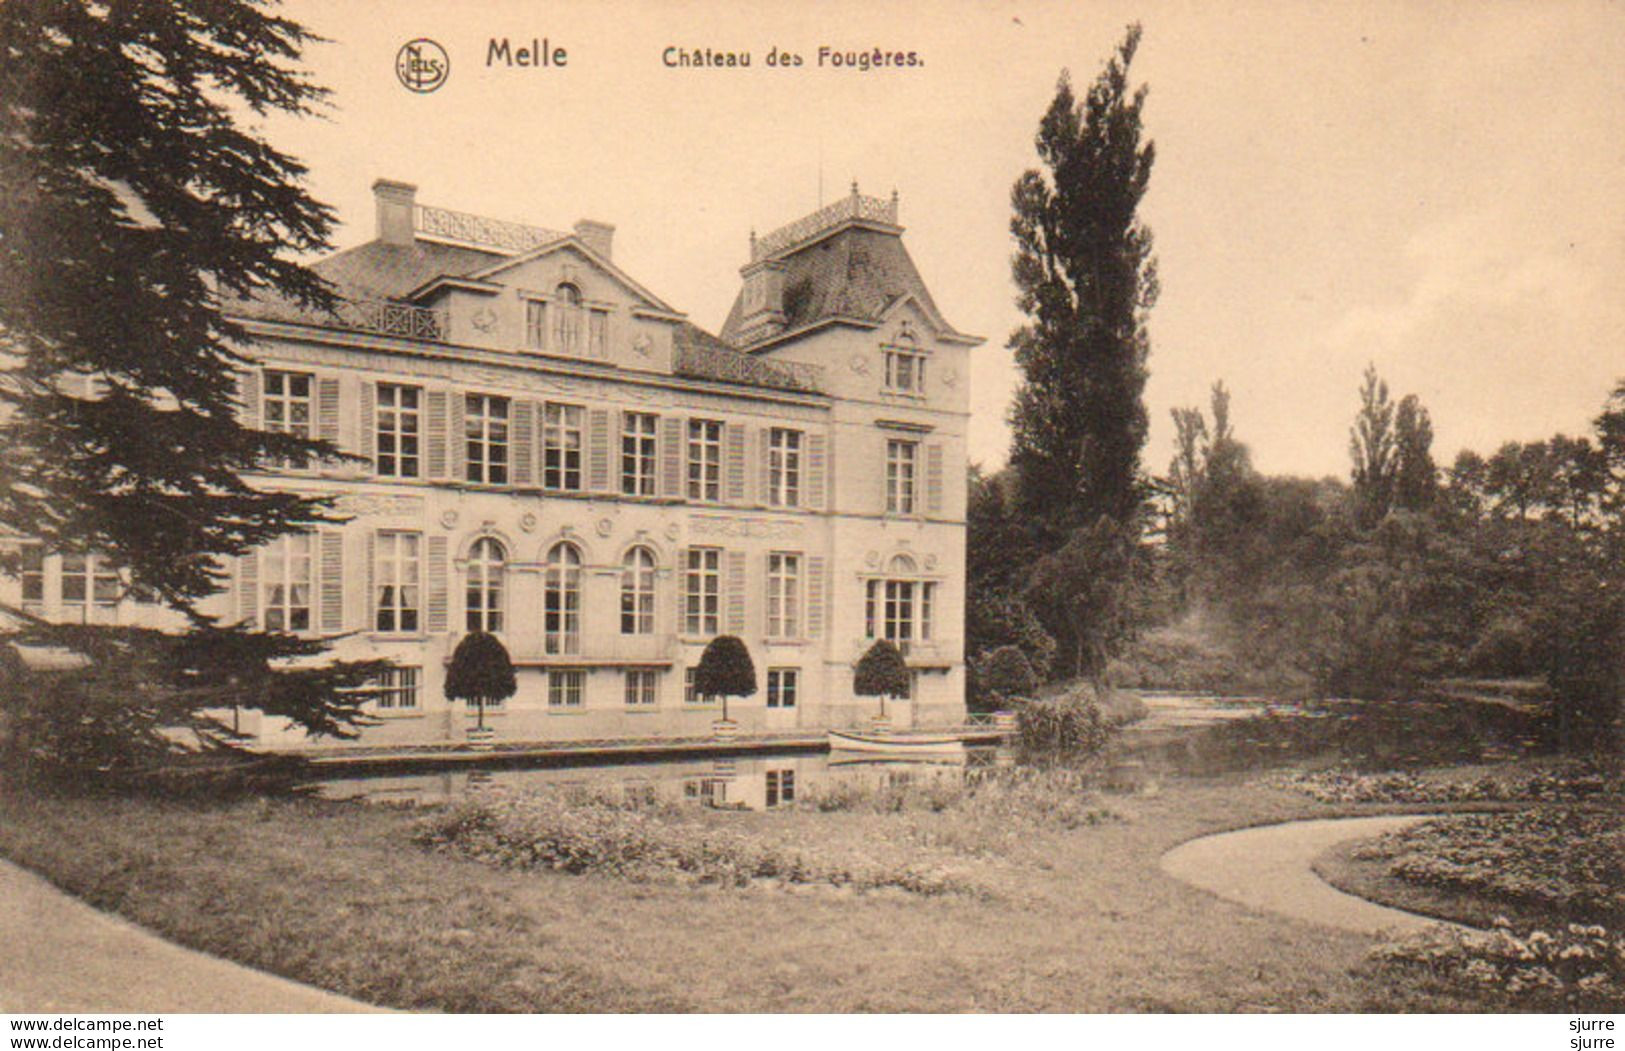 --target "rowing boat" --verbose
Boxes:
[827,729,967,756]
